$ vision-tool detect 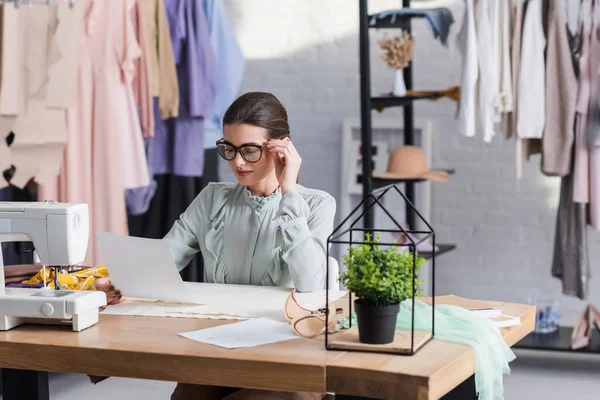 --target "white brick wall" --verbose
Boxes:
[222,0,600,325]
